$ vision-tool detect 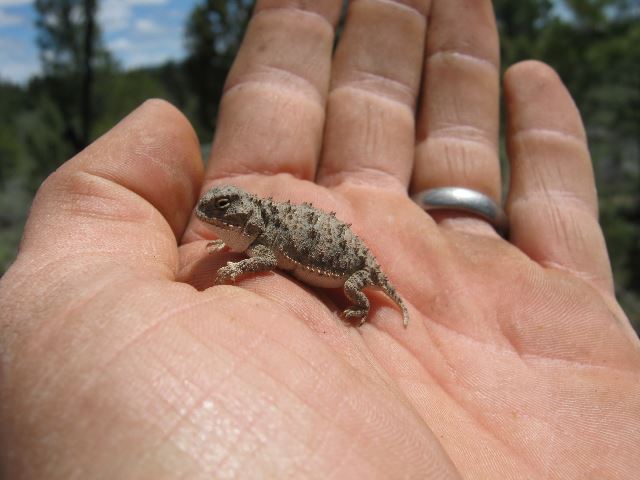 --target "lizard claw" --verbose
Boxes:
[206,239,227,254]
[215,262,246,284]
[215,266,235,284]
[343,308,368,325]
